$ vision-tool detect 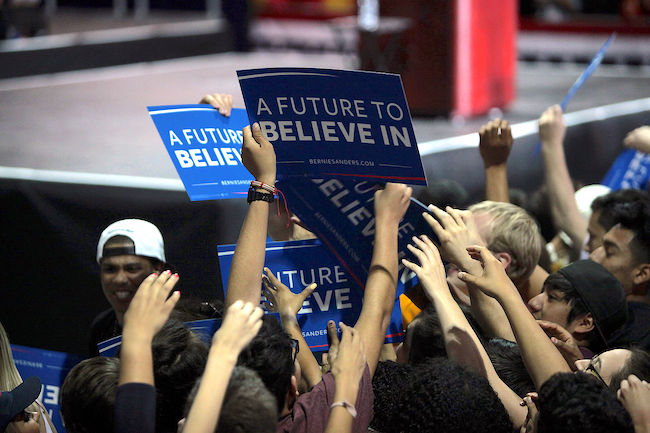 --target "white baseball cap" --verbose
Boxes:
[97,219,166,264]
